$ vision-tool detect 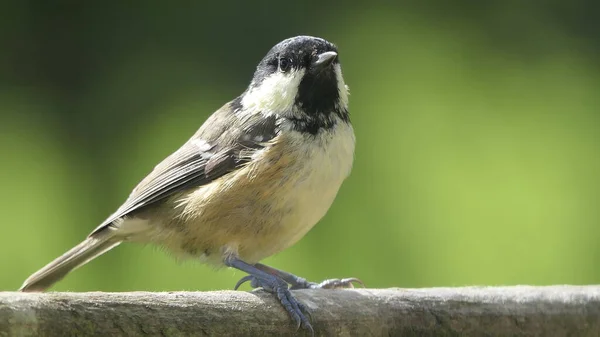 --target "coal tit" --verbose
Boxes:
[20,35,359,333]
